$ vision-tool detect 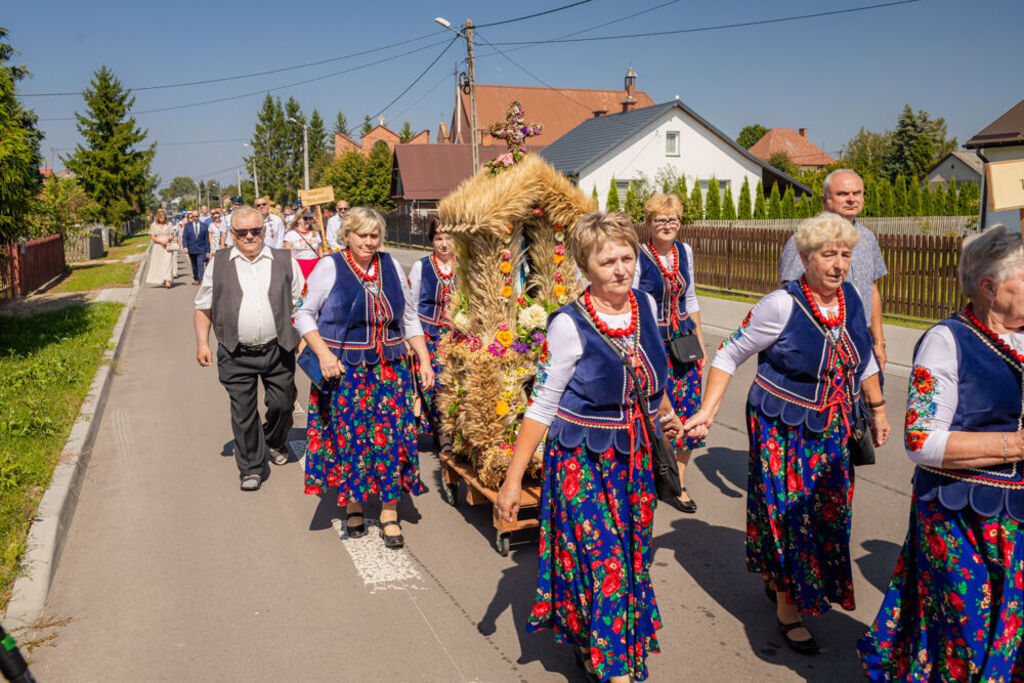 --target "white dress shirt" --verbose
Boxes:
[195,246,305,345]
[262,213,286,249]
[325,213,343,251]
